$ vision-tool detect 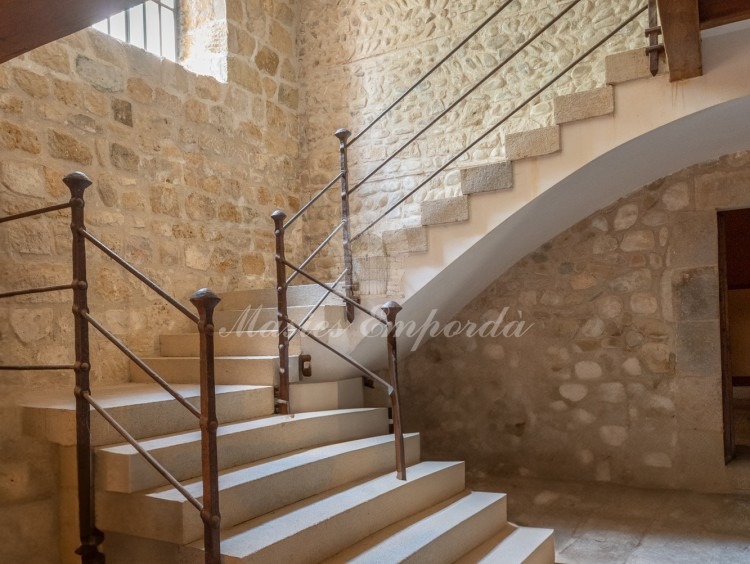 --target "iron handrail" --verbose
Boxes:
[82,310,201,419]
[282,259,387,324]
[286,221,345,285]
[0,202,76,372]
[352,3,649,241]
[84,392,204,511]
[80,228,200,324]
[346,0,516,147]
[0,283,75,300]
[0,364,76,371]
[0,173,222,563]
[284,171,344,229]
[0,201,72,223]
[288,269,348,341]
[348,0,584,195]
[285,315,394,394]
